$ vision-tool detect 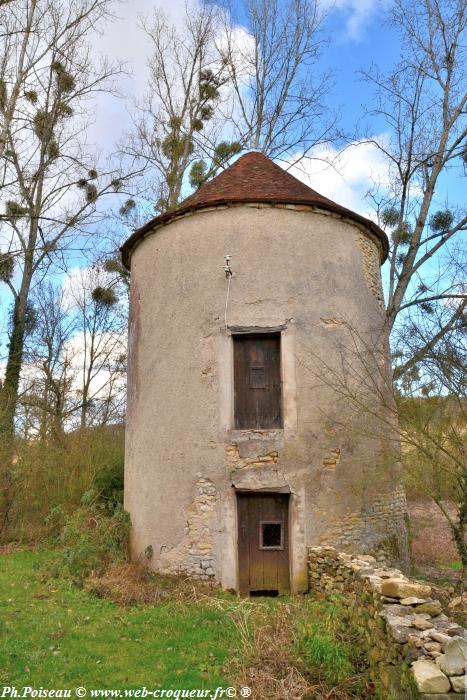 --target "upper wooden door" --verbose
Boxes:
[233,334,282,429]
[237,493,290,596]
